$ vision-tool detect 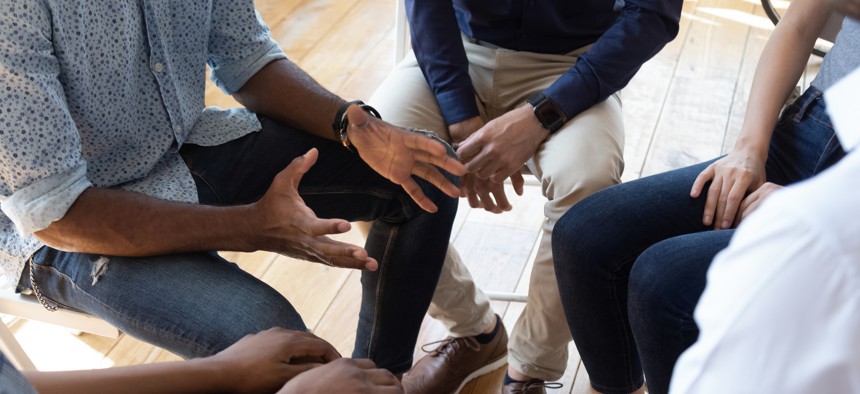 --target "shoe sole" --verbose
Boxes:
[448,352,509,394]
